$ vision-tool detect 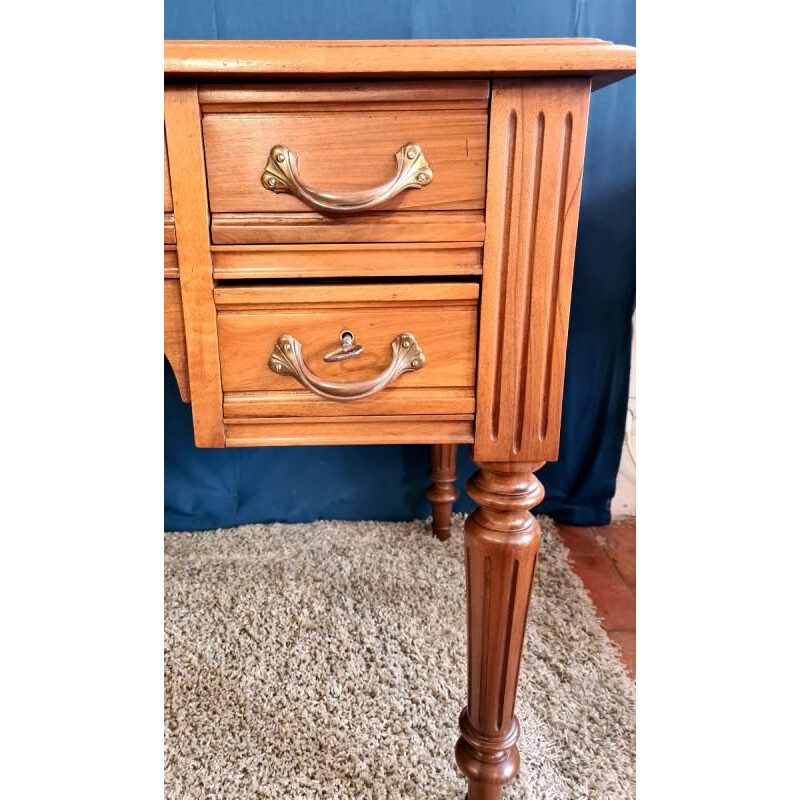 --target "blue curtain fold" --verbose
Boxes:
[164,0,635,530]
